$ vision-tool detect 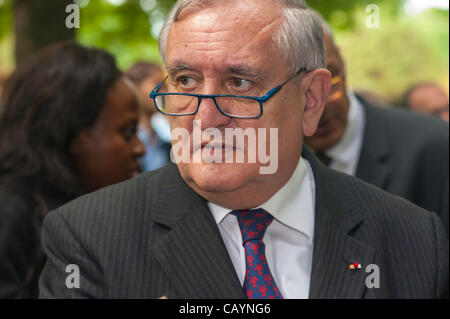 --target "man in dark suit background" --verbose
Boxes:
[304,17,449,235]
[39,0,448,299]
